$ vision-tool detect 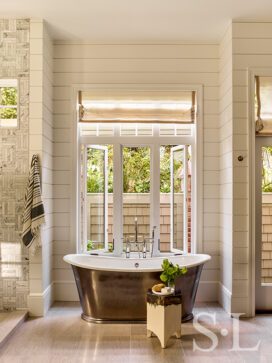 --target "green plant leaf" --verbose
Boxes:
[160,258,187,284]
[160,272,168,282]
